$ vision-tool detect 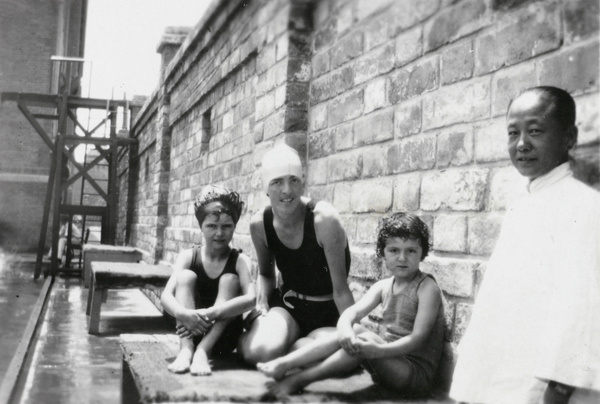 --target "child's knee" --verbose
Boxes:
[176,270,197,289]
